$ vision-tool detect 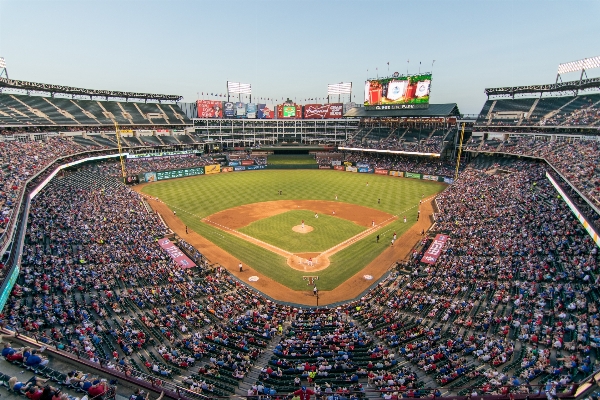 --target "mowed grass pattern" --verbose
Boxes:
[267,154,316,165]
[142,170,445,291]
[238,210,364,253]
